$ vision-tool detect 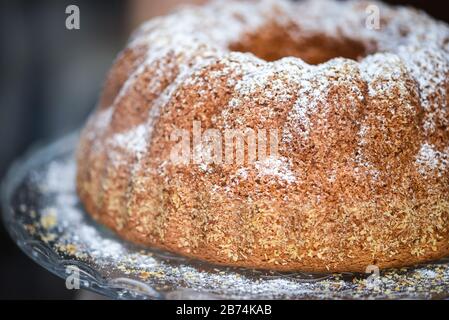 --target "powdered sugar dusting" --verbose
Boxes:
[397,45,449,132]
[84,107,113,151]
[255,156,296,184]
[111,124,148,157]
[233,58,305,102]
[92,108,113,133]
[93,0,448,166]
[416,143,449,177]
[360,53,412,99]
[38,158,157,267]
[72,0,449,291]
[17,153,449,299]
